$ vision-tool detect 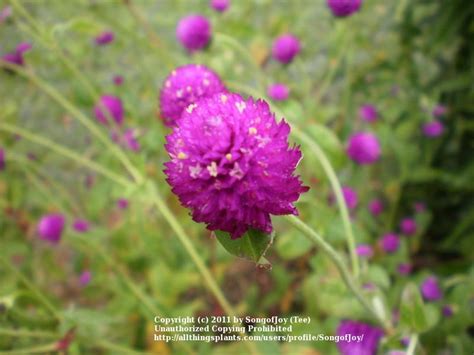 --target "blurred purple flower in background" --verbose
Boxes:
[267,83,289,101]
[122,128,140,152]
[341,186,358,209]
[379,233,399,253]
[93,95,124,126]
[421,276,443,301]
[397,263,412,275]
[442,305,453,317]
[164,92,308,239]
[356,244,374,258]
[117,198,129,210]
[336,320,383,355]
[0,148,5,171]
[159,64,226,126]
[346,132,381,165]
[73,219,90,233]
[113,75,124,86]
[422,120,444,138]
[400,217,417,236]
[176,15,211,52]
[413,201,426,213]
[368,198,384,216]
[210,0,230,12]
[95,31,114,45]
[327,0,363,17]
[0,5,12,23]
[359,104,378,123]
[79,270,92,286]
[2,42,32,66]
[432,104,447,117]
[272,34,301,64]
[37,213,65,244]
